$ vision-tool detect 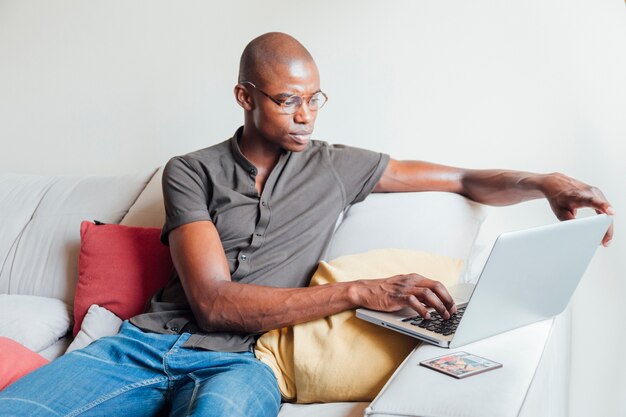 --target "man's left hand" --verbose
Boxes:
[541,172,614,246]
